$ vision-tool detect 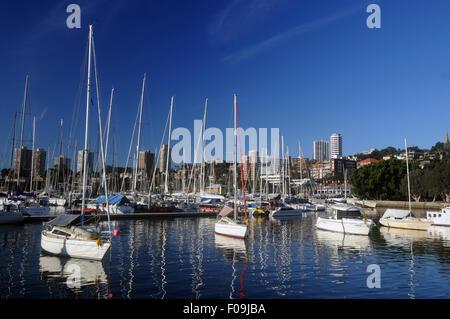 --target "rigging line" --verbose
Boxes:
[92,34,111,236]
[235,96,248,224]
[120,95,141,193]
[148,104,171,194]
